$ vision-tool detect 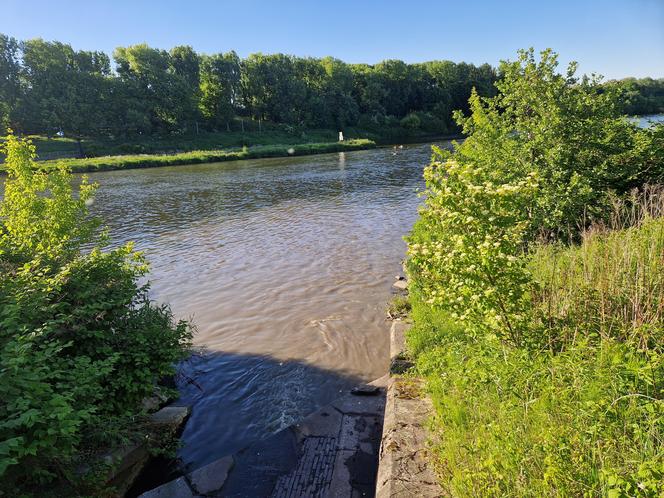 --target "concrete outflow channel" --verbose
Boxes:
[140,295,441,497]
